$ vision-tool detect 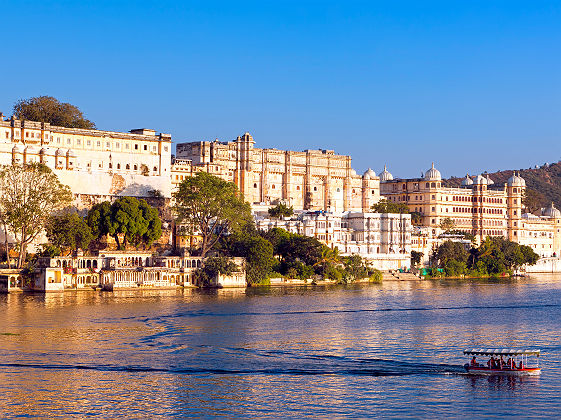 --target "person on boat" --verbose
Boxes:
[471,356,477,366]
[487,358,492,368]
[499,356,505,369]
[519,360,524,369]
[507,358,513,369]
